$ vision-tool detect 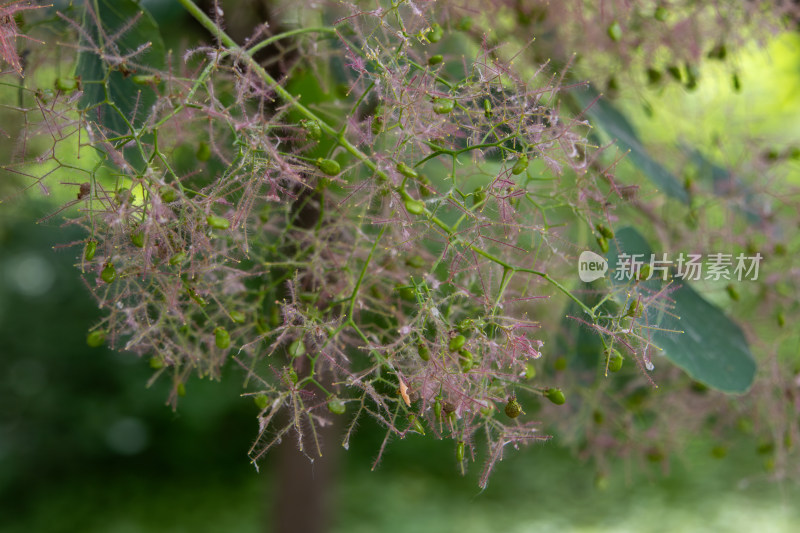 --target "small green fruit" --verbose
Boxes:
[408,414,425,435]
[159,185,177,203]
[545,388,566,405]
[101,262,116,283]
[86,330,106,348]
[605,348,623,372]
[525,363,536,380]
[726,283,740,301]
[511,154,529,175]
[149,357,164,369]
[637,264,651,280]
[288,339,306,358]
[230,310,246,323]
[456,440,465,462]
[432,97,454,114]
[504,396,523,418]
[177,383,186,397]
[596,236,609,254]
[404,198,425,215]
[327,396,346,415]
[448,335,466,352]
[316,158,341,176]
[607,21,622,42]
[302,119,322,140]
[434,397,442,419]
[417,342,430,362]
[286,367,298,384]
[254,394,269,410]
[130,231,145,248]
[396,162,419,179]
[626,299,640,317]
[196,141,212,161]
[206,214,230,230]
[458,349,473,372]
[214,327,231,349]
[483,99,492,118]
[84,240,97,261]
[372,115,384,135]
[427,23,443,43]
[427,54,443,66]
[595,223,614,239]
[169,252,187,266]
[132,74,160,85]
